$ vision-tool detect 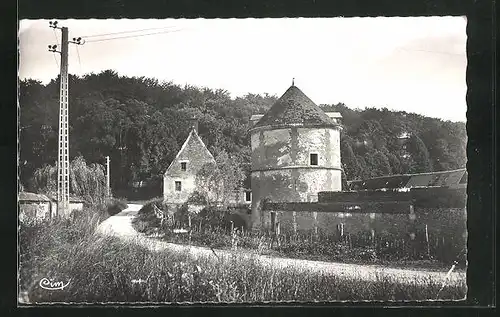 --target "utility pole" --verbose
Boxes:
[106,156,110,198]
[48,21,84,217]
